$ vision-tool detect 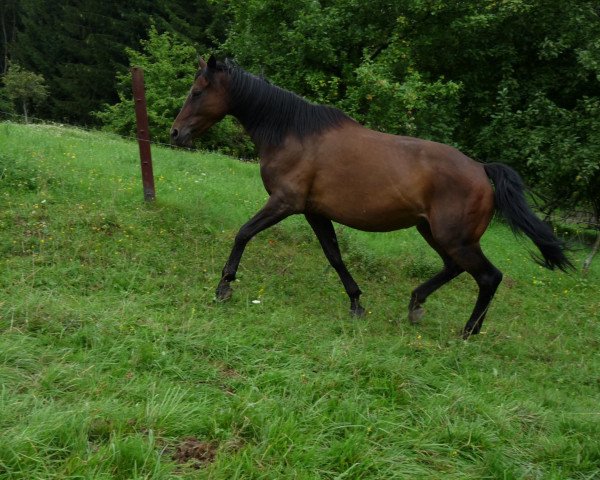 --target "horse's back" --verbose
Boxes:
[304,124,493,234]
